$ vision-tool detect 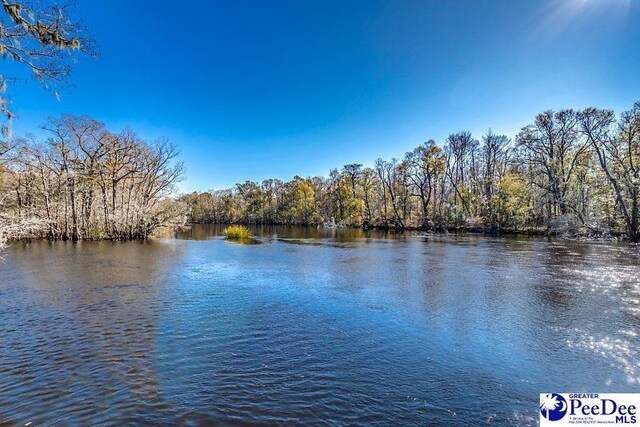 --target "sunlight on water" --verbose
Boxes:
[566,330,640,384]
